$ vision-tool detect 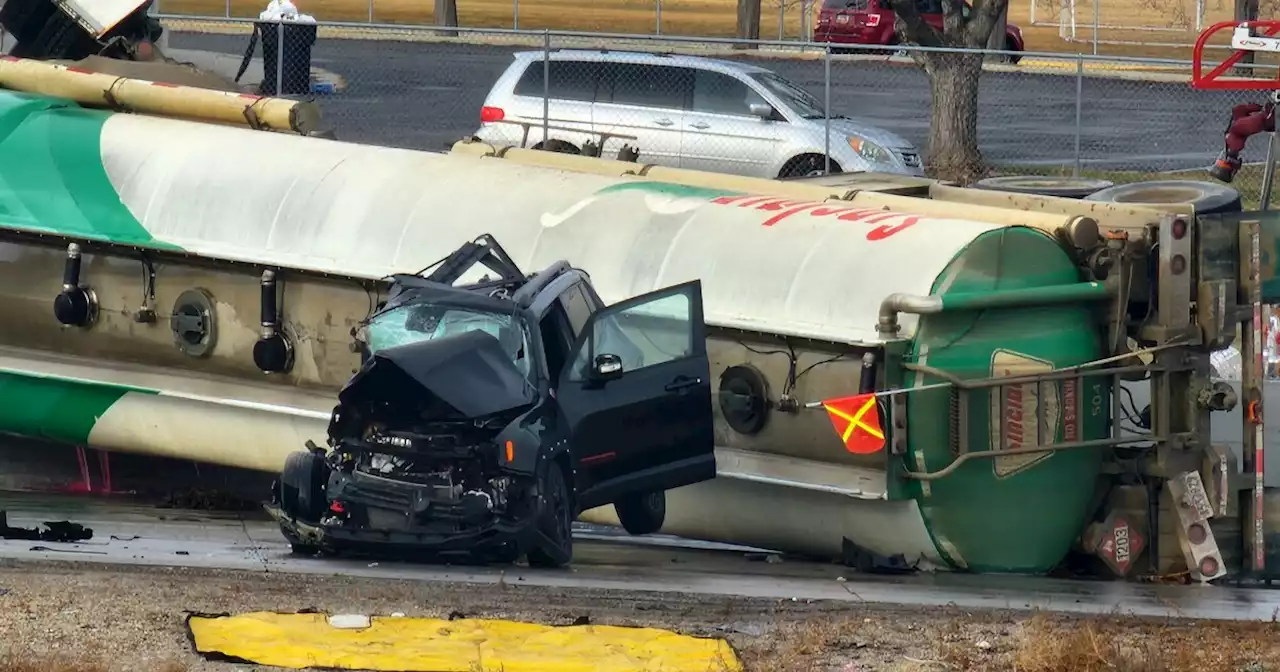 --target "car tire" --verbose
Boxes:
[1003,38,1023,65]
[526,463,573,568]
[780,155,841,179]
[615,490,666,536]
[279,450,328,523]
[1084,180,1242,215]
